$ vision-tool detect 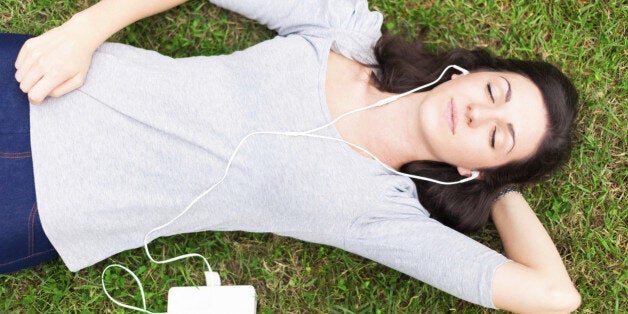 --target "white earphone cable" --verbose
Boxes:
[101,64,471,312]
[101,264,163,314]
